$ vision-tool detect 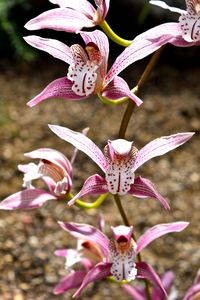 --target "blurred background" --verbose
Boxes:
[0,1,200,299]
